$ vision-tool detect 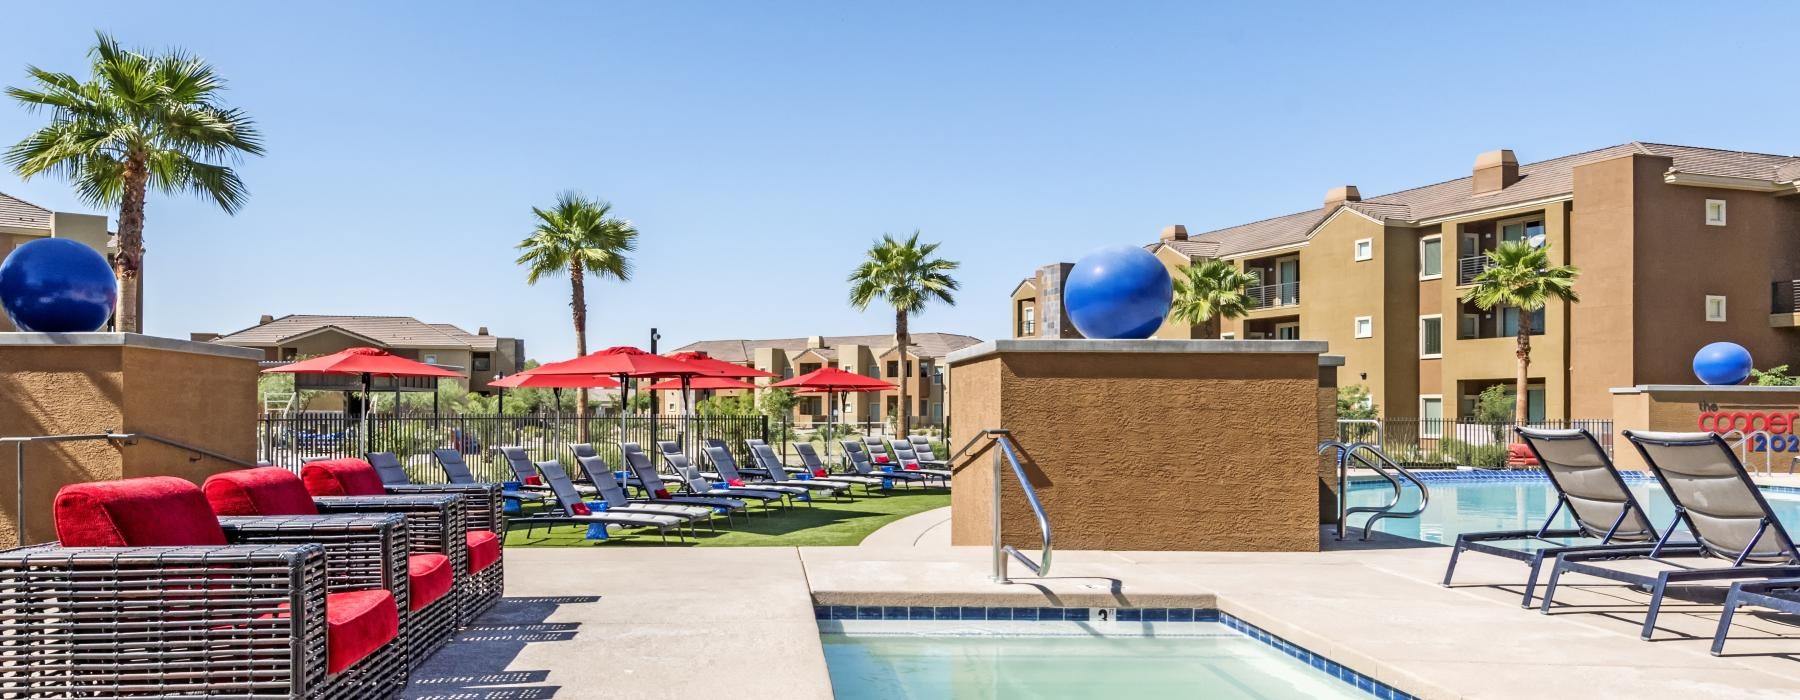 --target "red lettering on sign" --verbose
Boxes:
[1696,409,1800,435]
